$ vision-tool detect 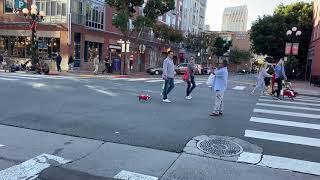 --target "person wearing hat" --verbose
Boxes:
[162,50,175,103]
[210,60,229,117]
